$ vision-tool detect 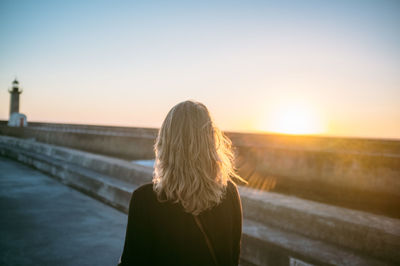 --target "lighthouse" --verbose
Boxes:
[9,79,22,115]
[8,79,27,127]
